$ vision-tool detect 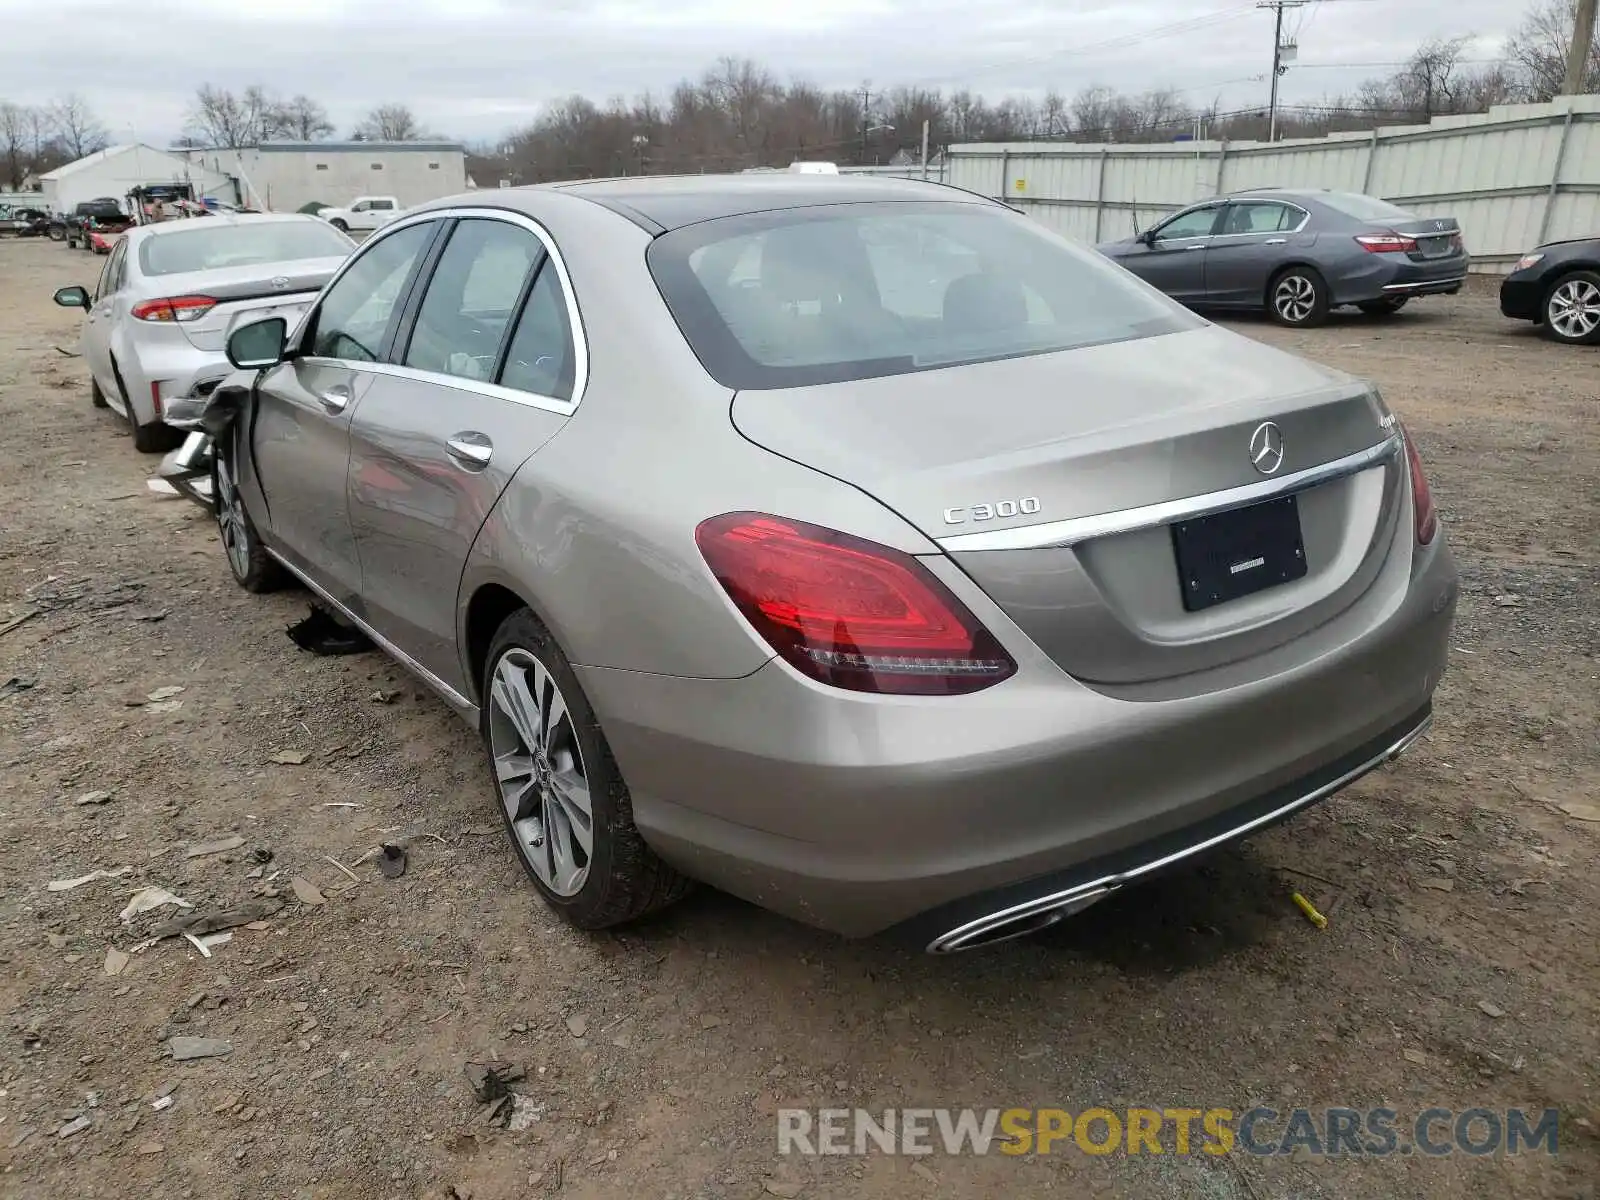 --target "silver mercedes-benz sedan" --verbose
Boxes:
[52,213,355,451]
[208,176,1458,952]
